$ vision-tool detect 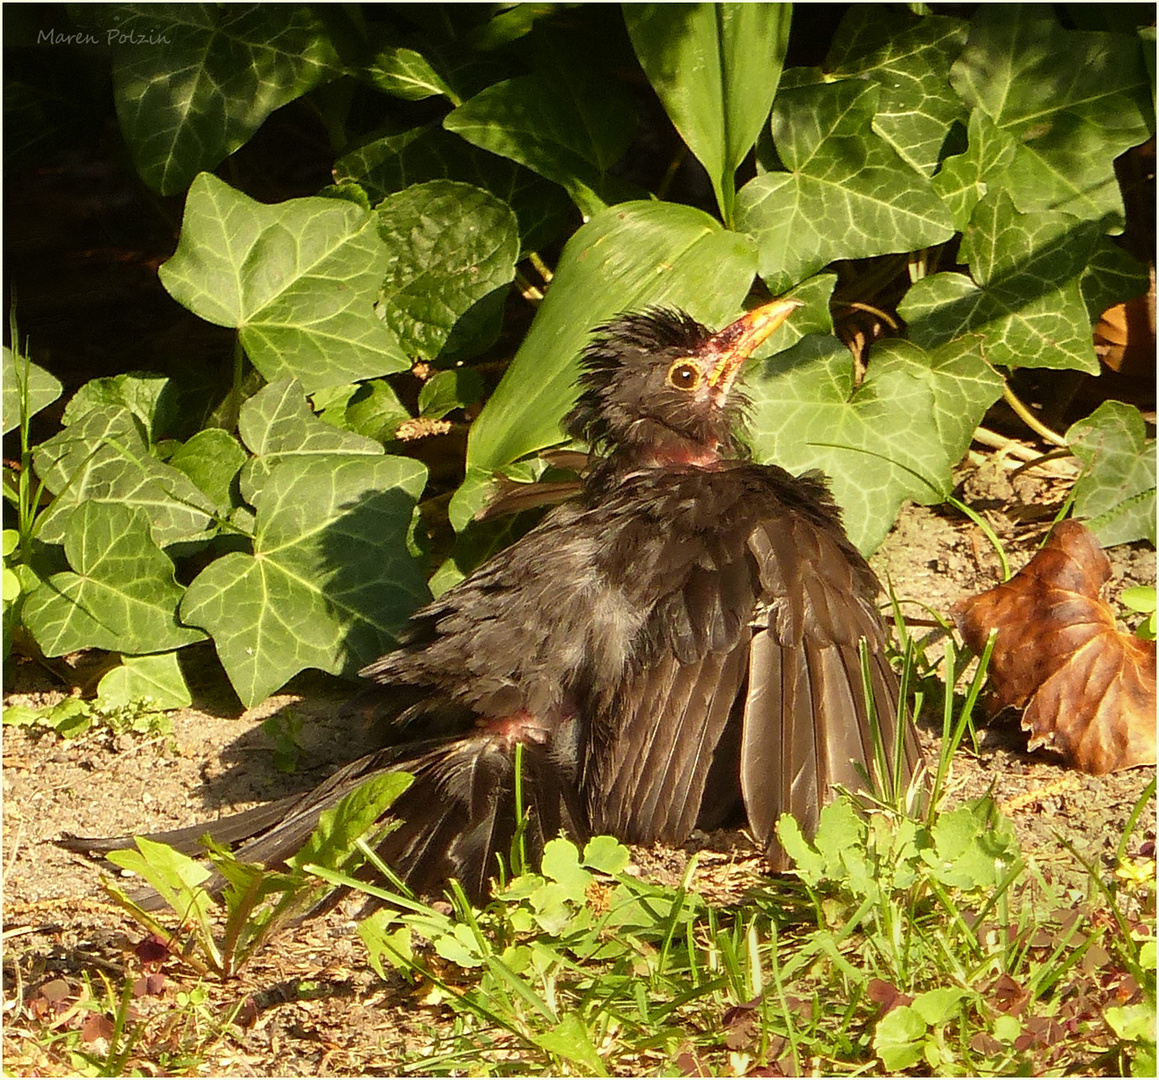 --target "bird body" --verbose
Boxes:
[64,299,921,904]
